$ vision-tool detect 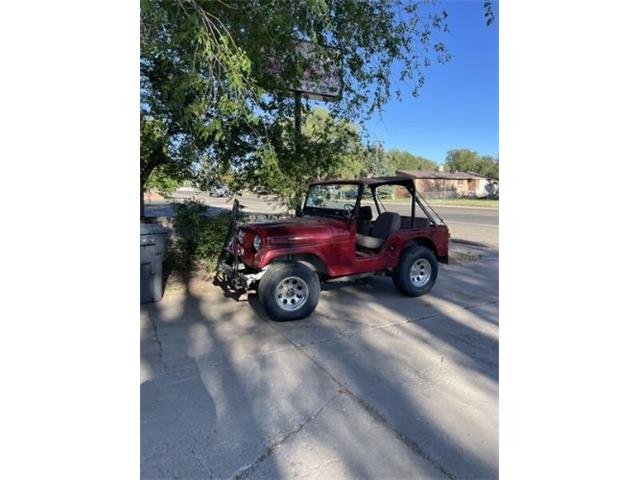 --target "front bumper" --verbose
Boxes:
[217,261,267,289]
